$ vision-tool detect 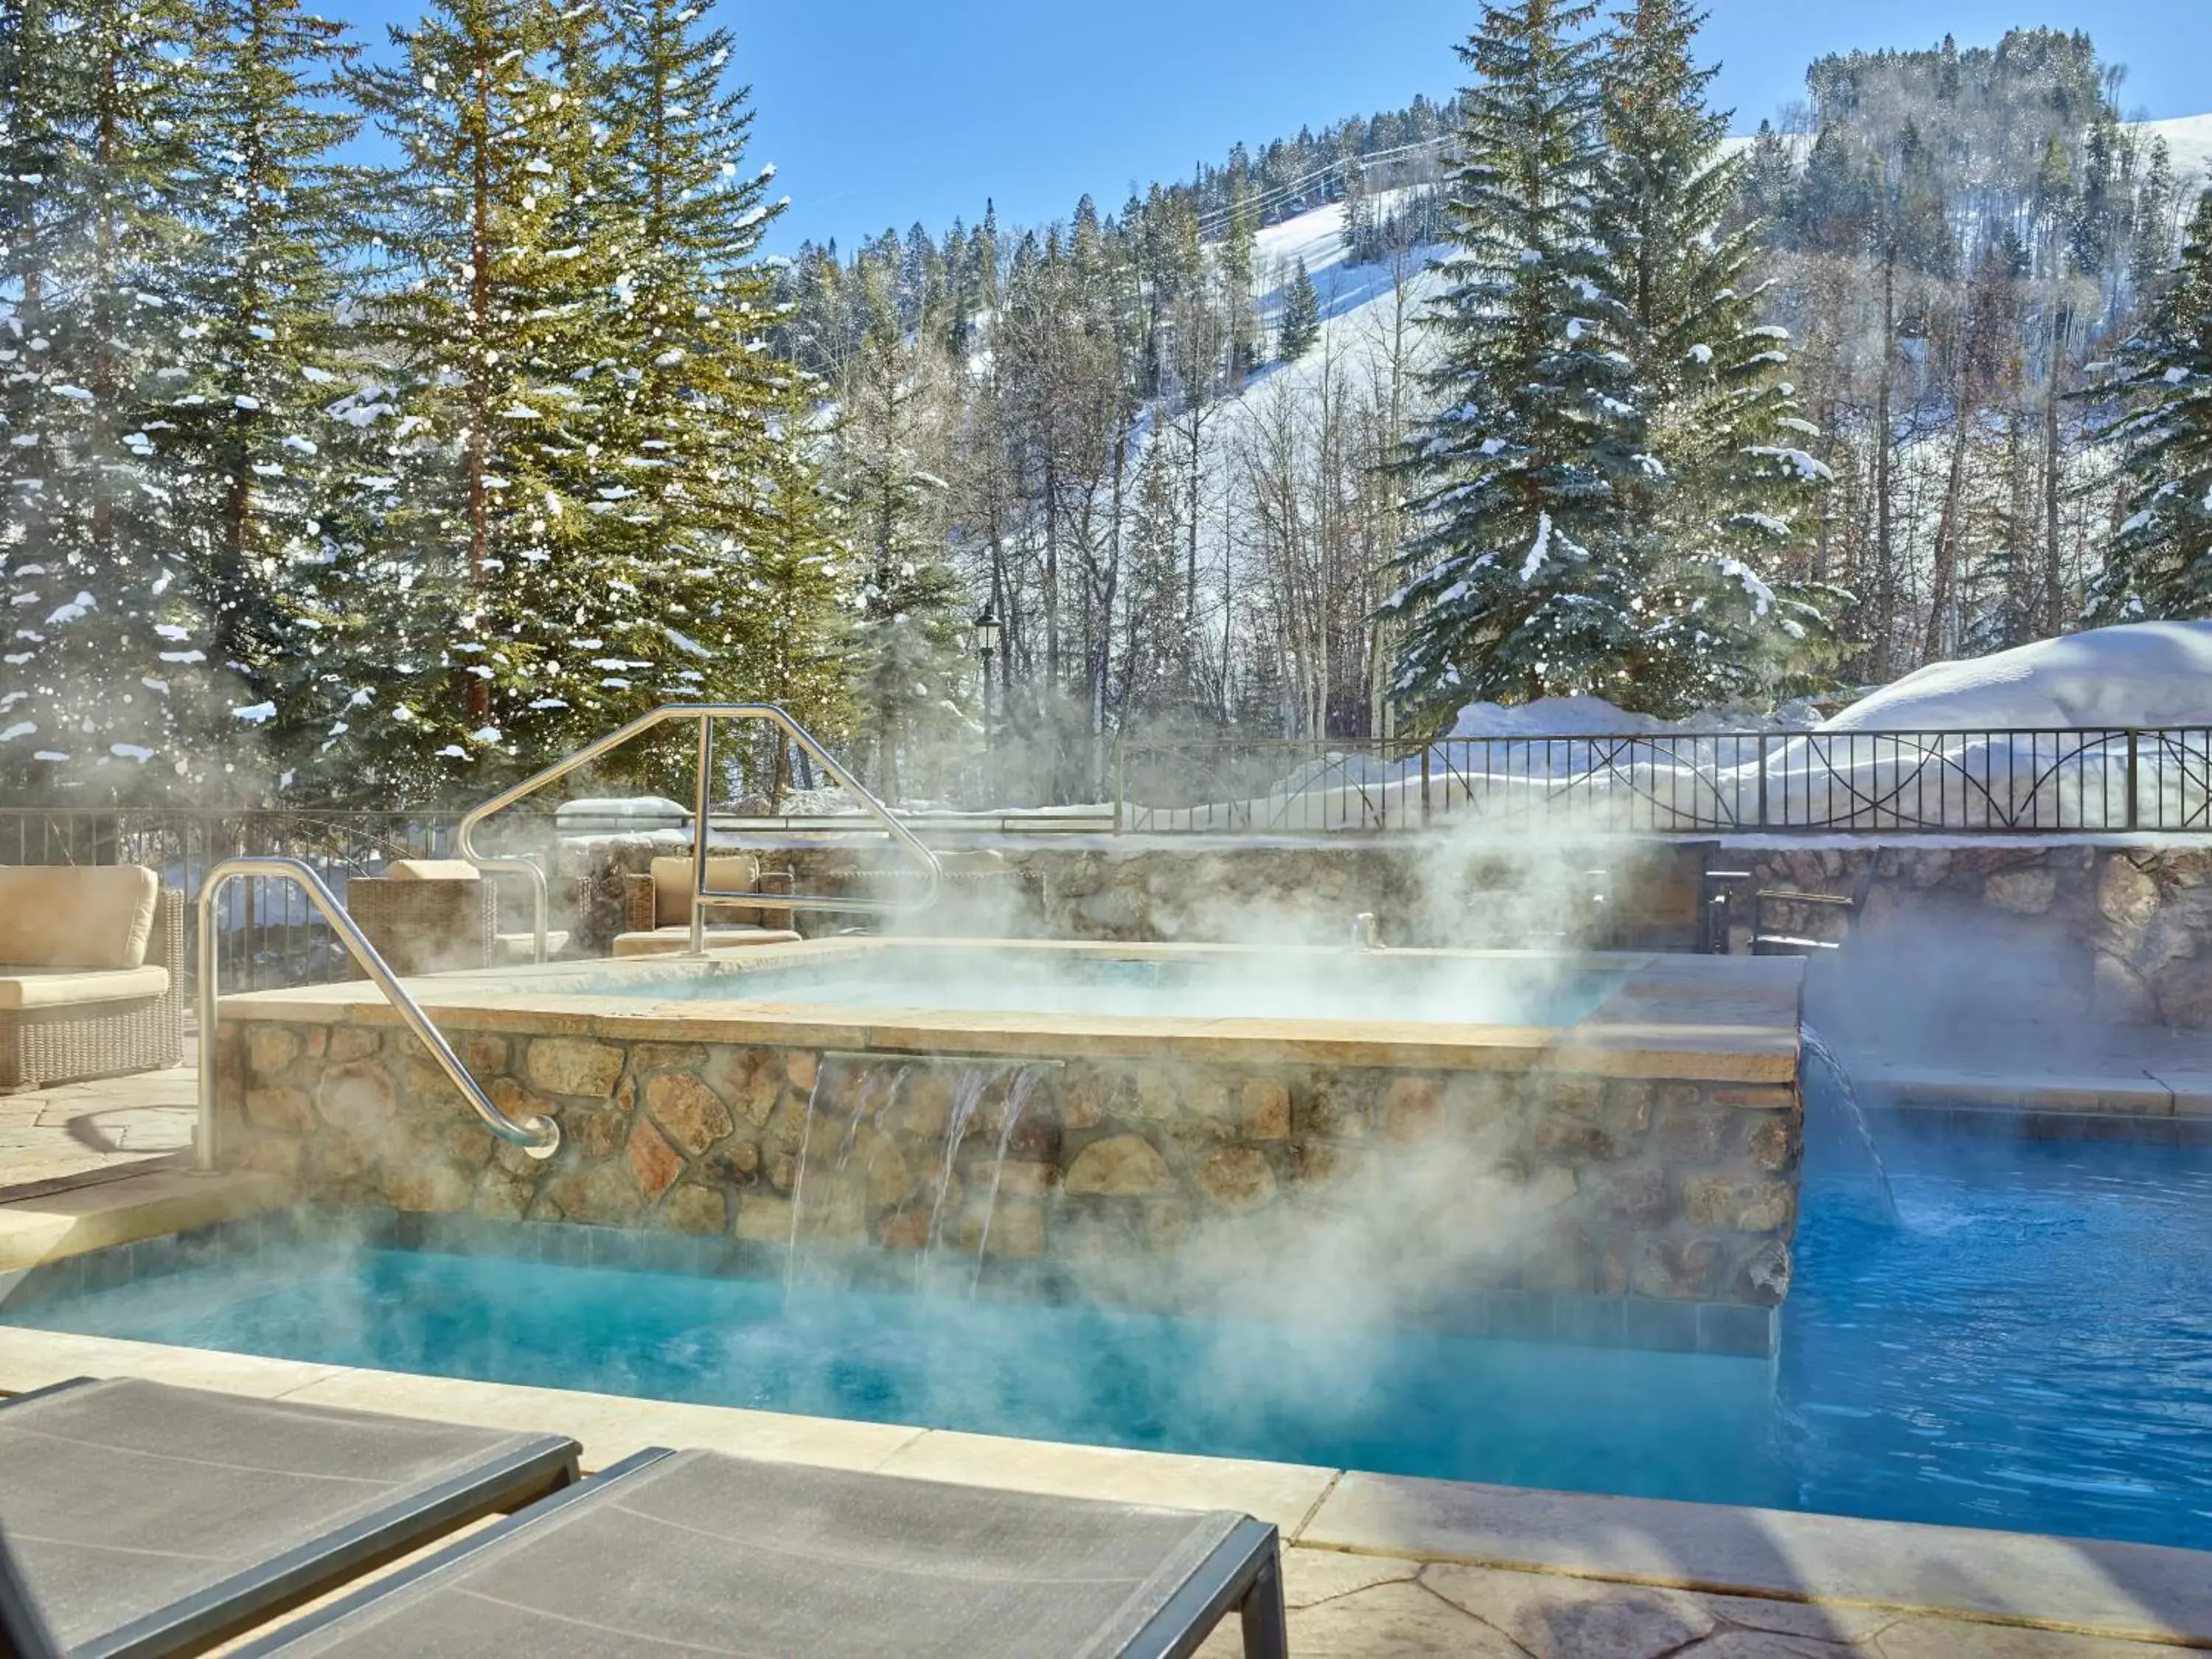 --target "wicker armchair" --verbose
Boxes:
[0,881,186,1093]
[346,860,569,977]
[613,855,800,956]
